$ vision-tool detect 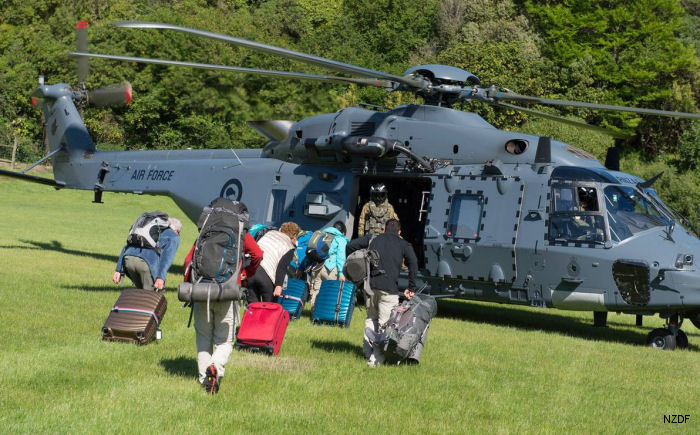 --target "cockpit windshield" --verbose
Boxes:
[645,188,700,237]
[604,185,669,242]
[548,182,672,246]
